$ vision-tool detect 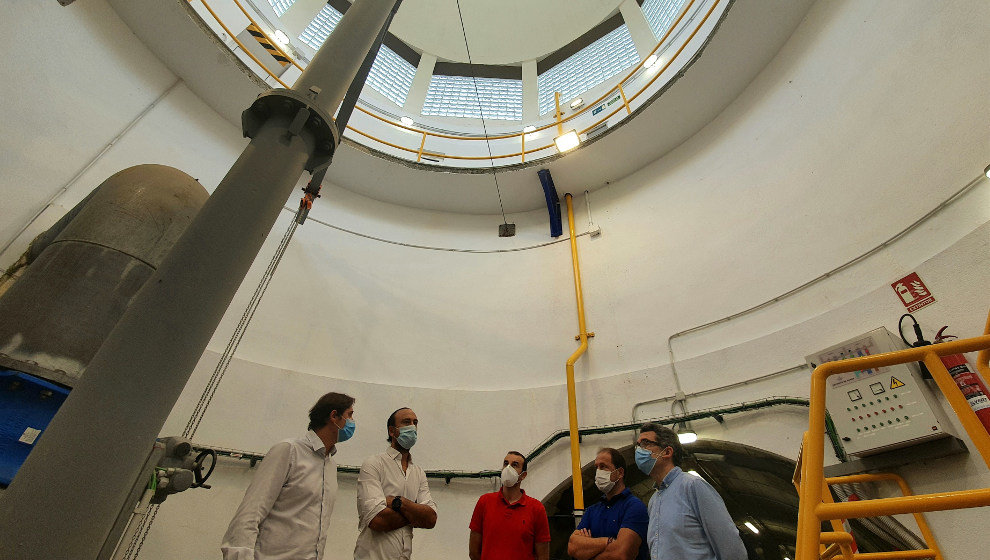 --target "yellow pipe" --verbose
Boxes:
[564,193,589,512]
[555,92,564,137]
